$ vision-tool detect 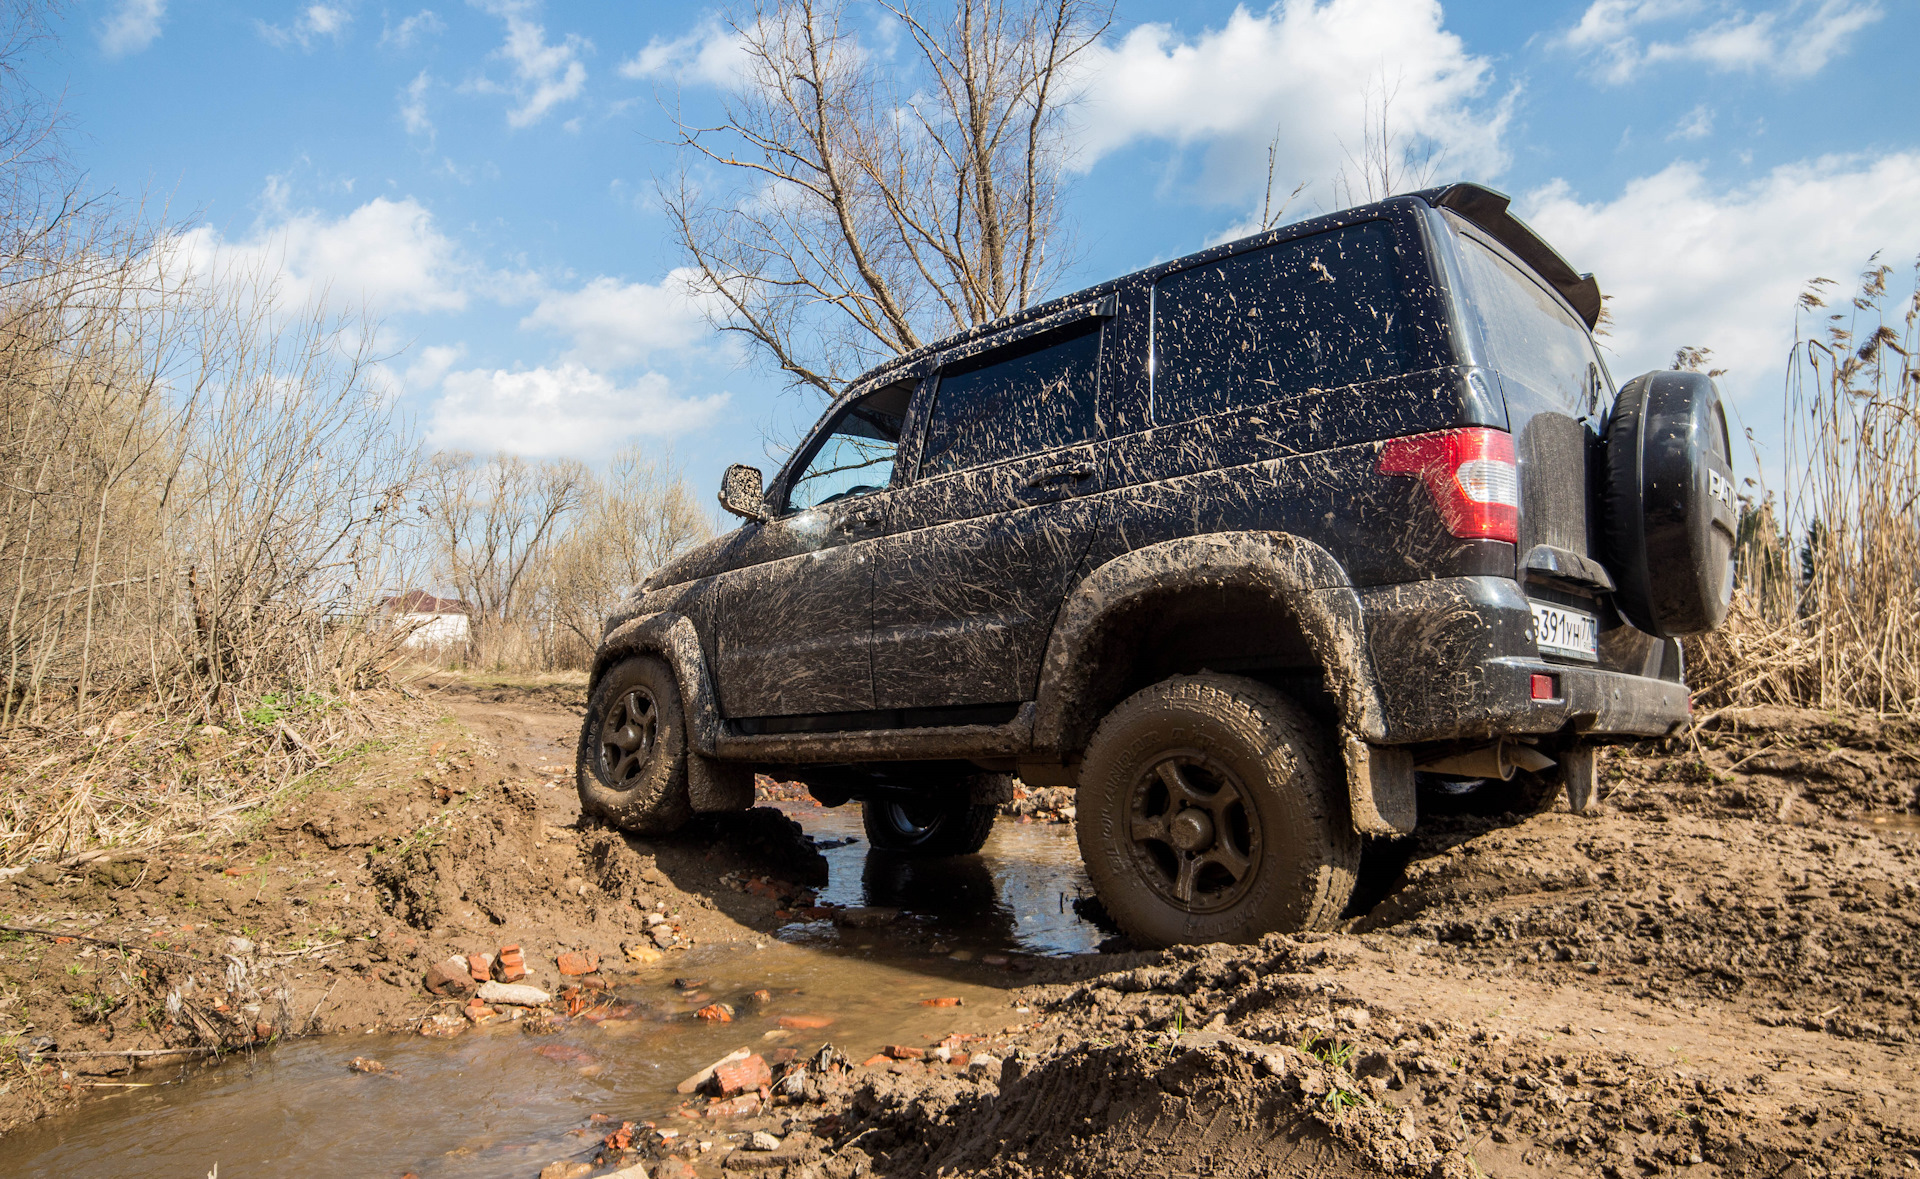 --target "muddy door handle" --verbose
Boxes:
[847,506,886,528]
[1024,463,1095,489]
